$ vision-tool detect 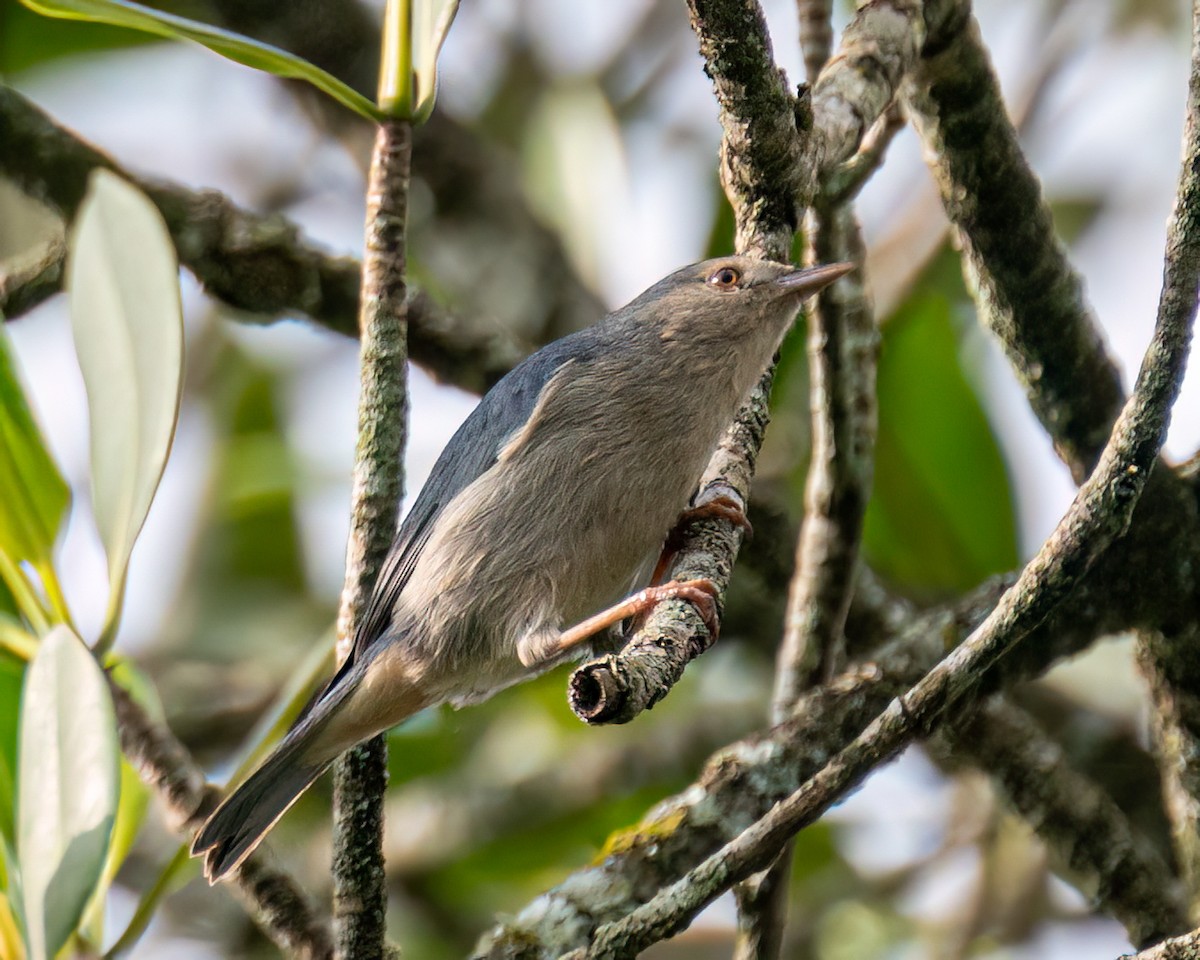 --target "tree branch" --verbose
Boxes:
[331,117,412,960]
[935,697,1186,948]
[0,84,522,394]
[900,8,1126,482]
[108,679,333,959]
[562,0,1200,938]
[1125,926,1200,959]
[477,564,1145,958]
